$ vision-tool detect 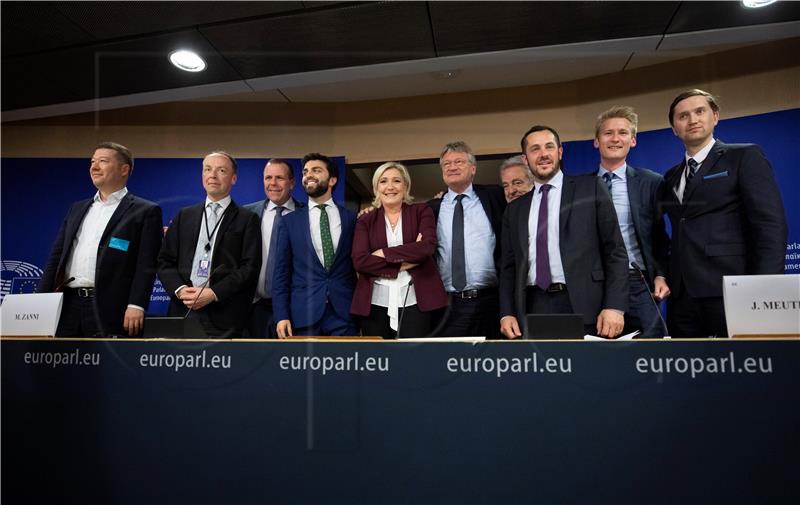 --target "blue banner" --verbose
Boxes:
[0,156,346,314]
[2,338,798,504]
